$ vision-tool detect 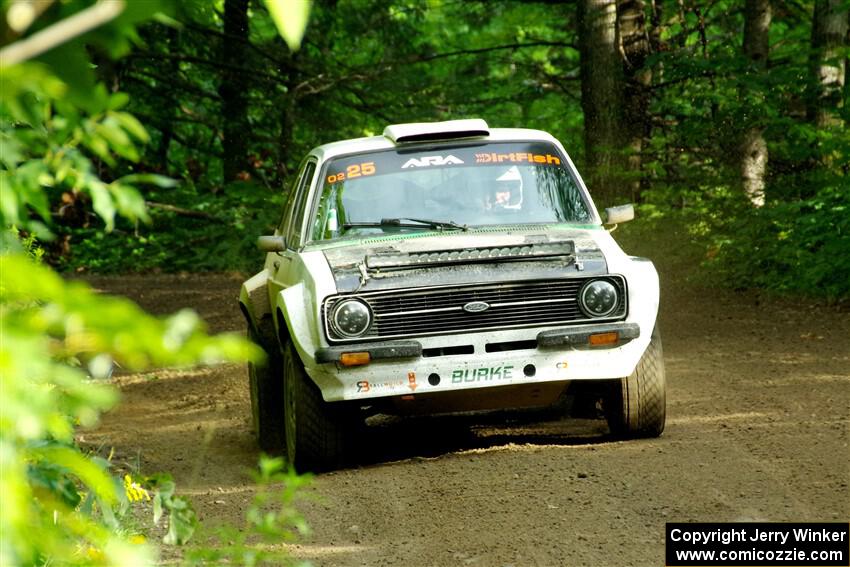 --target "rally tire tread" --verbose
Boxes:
[606,327,666,438]
[283,339,349,472]
[247,320,285,453]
